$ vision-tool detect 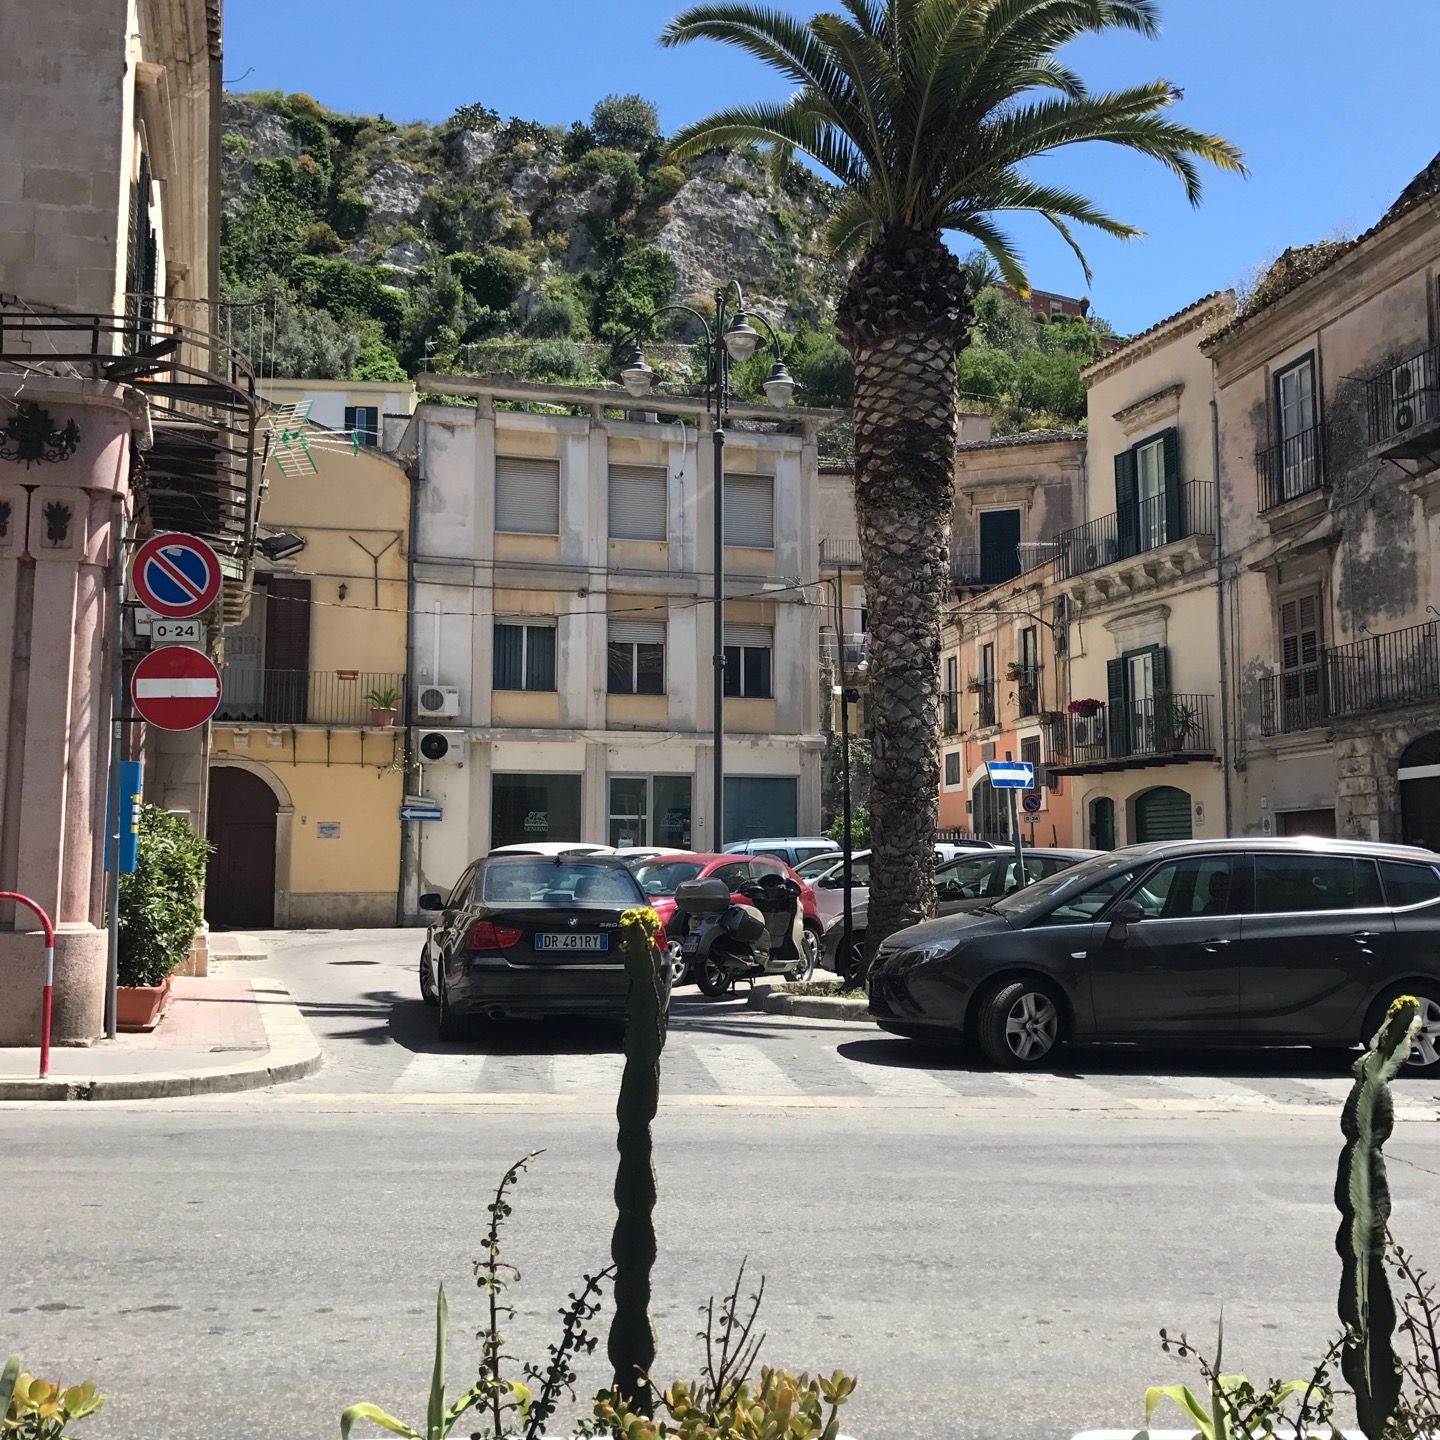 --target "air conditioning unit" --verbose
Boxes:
[1392,355,1439,433]
[416,684,461,719]
[416,729,466,765]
